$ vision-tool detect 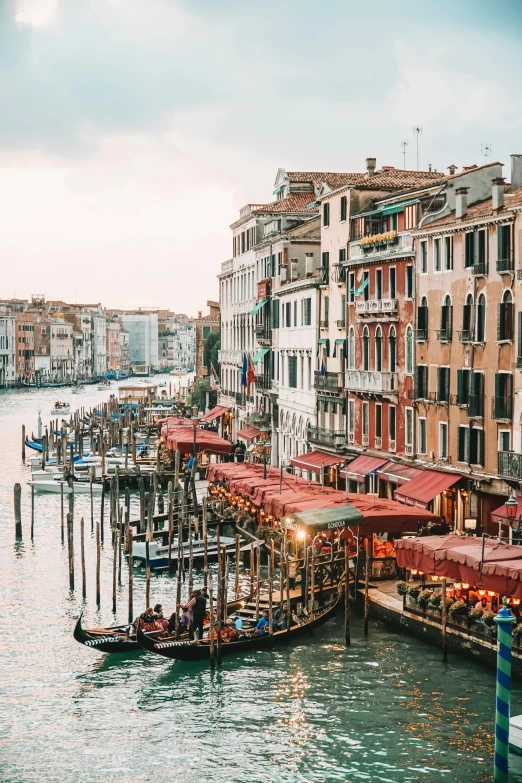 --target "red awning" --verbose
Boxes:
[201,405,228,422]
[161,425,232,456]
[376,461,423,485]
[394,470,459,509]
[491,497,522,522]
[290,450,344,474]
[237,426,261,441]
[341,455,388,481]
